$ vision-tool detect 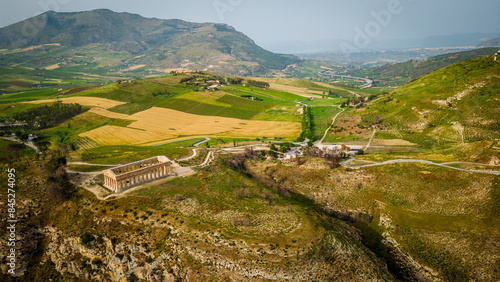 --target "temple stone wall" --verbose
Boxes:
[103,156,171,193]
